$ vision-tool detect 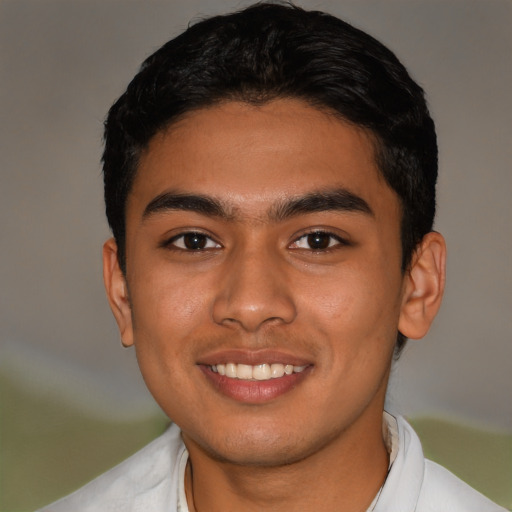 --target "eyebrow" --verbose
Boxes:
[142,188,373,221]
[269,189,374,221]
[143,192,232,219]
